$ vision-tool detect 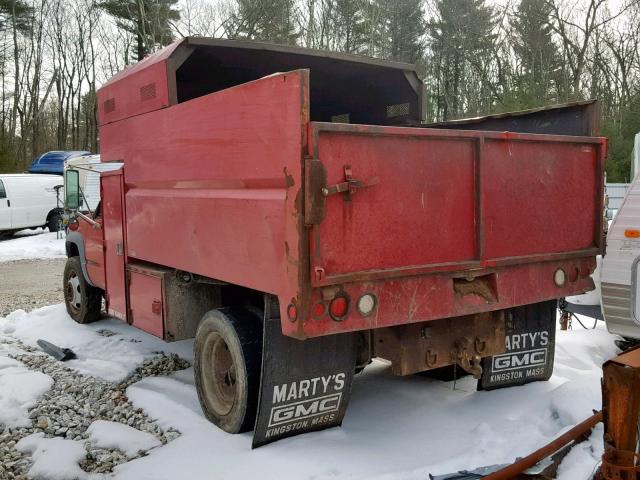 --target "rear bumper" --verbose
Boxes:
[282,256,596,339]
